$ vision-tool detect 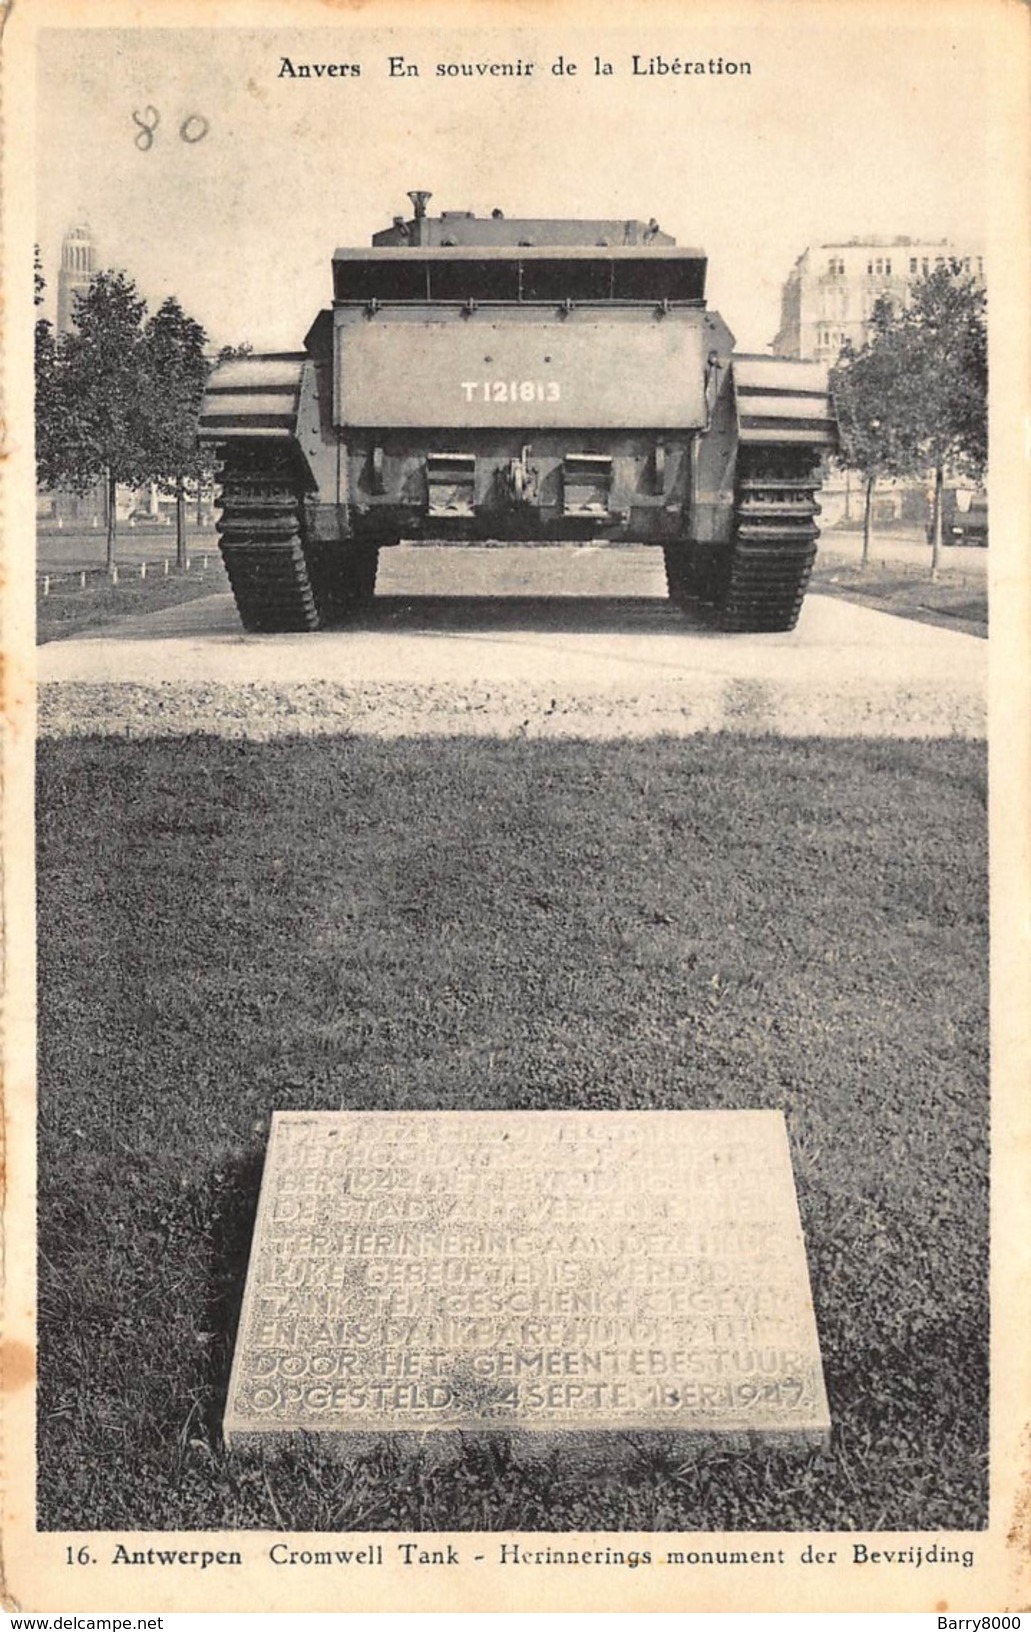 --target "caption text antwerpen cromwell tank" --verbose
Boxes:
[198,192,837,633]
